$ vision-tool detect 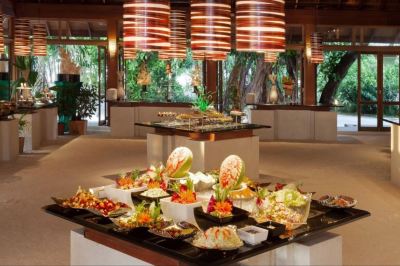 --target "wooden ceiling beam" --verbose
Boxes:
[15,3,122,20]
[286,9,400,26]
[14,3,400,27]
[0,0,15,16]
